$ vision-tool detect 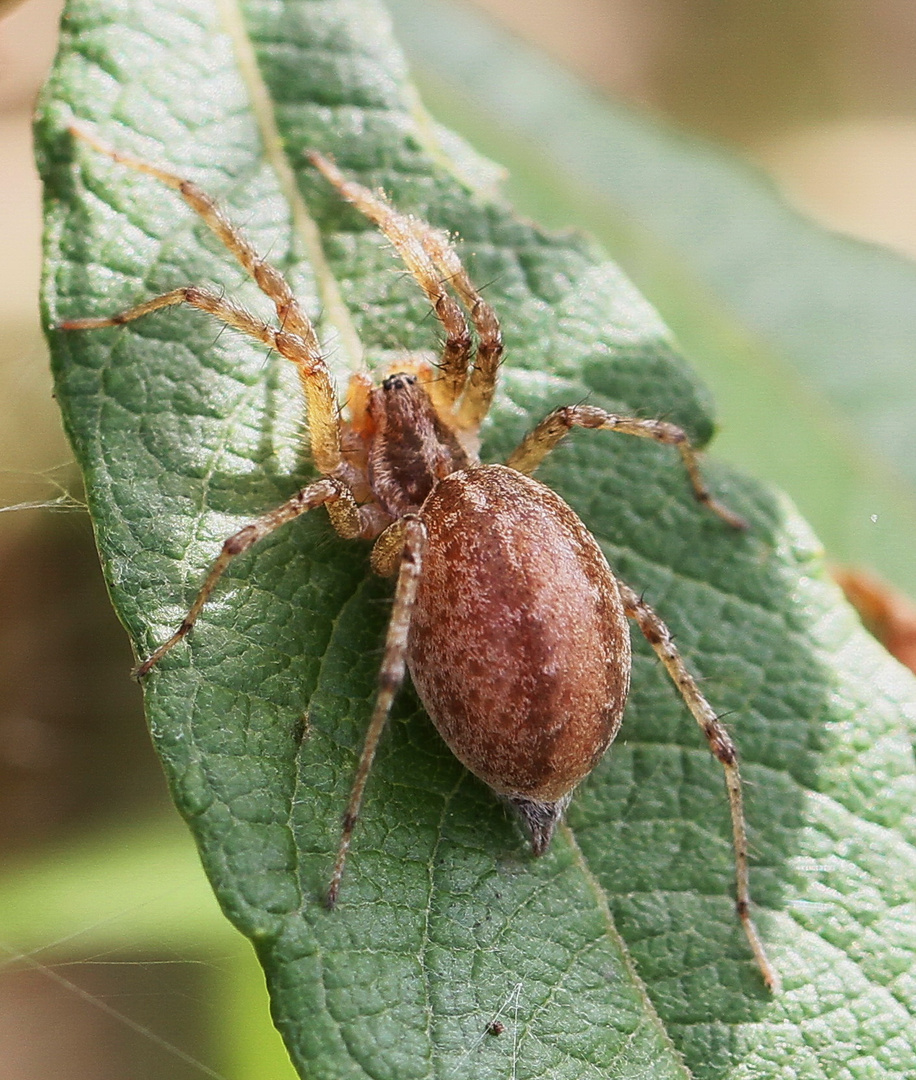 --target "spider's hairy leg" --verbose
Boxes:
[505,404,747,529]
[406,218,503,433]
[308,152,471,415]
[327,515,426,907]
[617,580,779,993]
[59,286,273,340]
[60,291,341,477]
[67,124,316,341]
[133,479,363,679]
[62,125,343,476]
